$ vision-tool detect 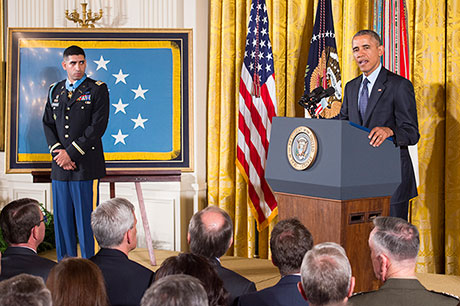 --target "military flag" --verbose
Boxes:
[303,0,342,119]
[373,0,418,187]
